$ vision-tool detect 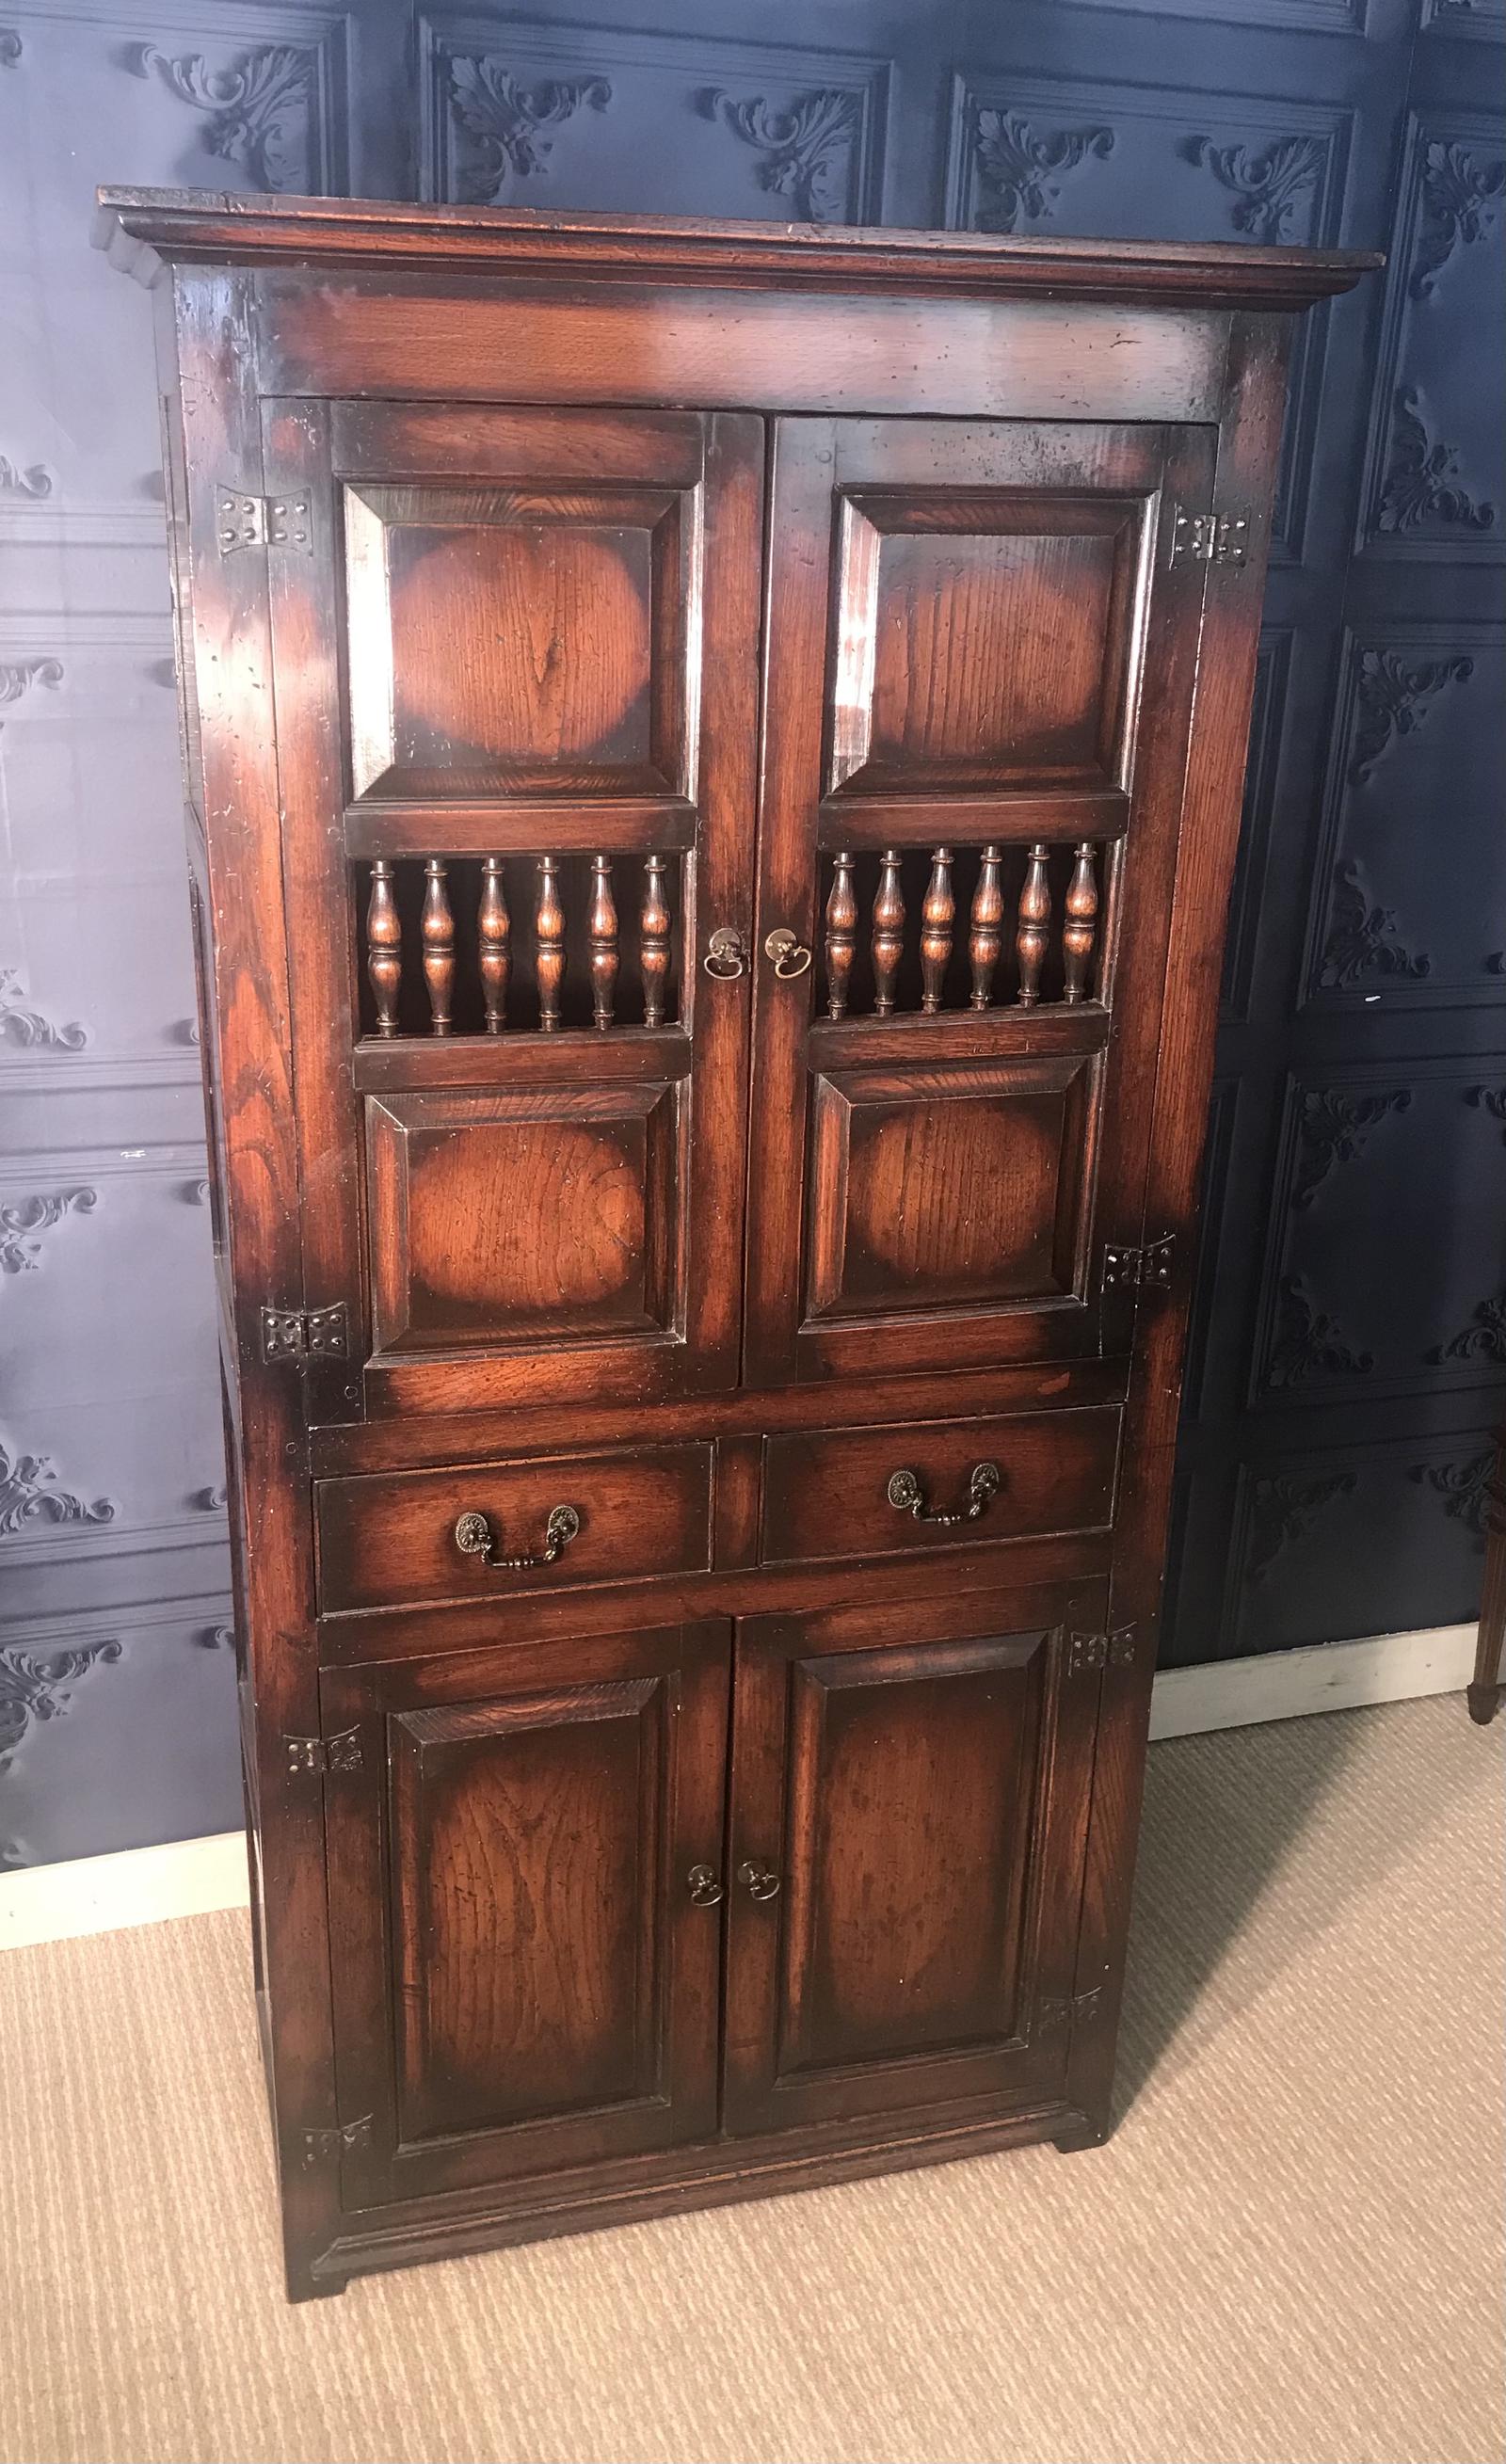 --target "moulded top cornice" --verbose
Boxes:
[93,185,1381,312]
